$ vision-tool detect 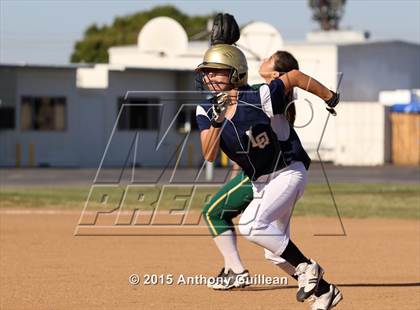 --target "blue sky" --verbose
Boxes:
[1,0,419,64]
